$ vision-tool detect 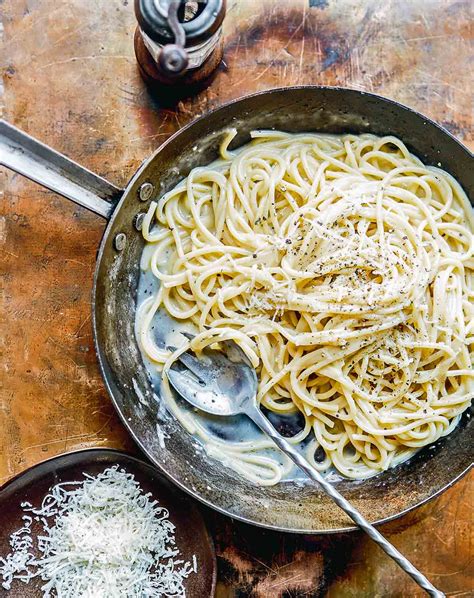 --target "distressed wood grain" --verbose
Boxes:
[1,0,472,596]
